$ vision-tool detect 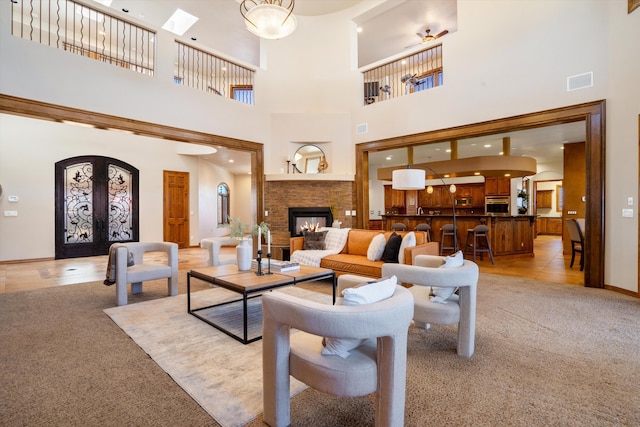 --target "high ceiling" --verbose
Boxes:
[94,0,584,175]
